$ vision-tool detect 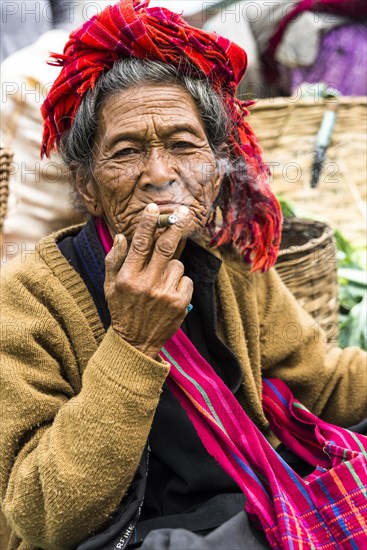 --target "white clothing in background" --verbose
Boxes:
[203,2,265,98]
[1,30,85,260]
